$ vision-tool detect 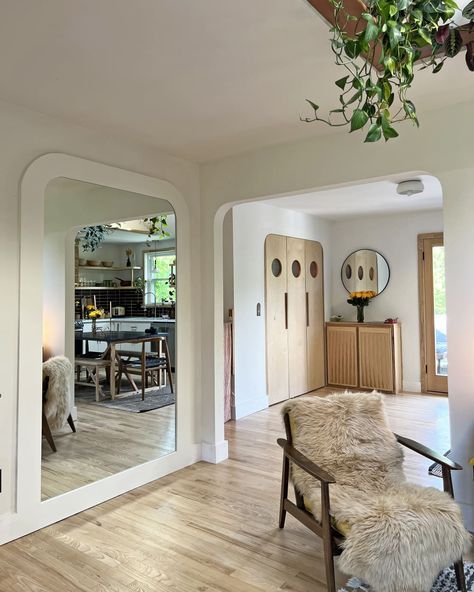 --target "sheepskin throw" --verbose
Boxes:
[282,392,471,592]
[43,356,73,429]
